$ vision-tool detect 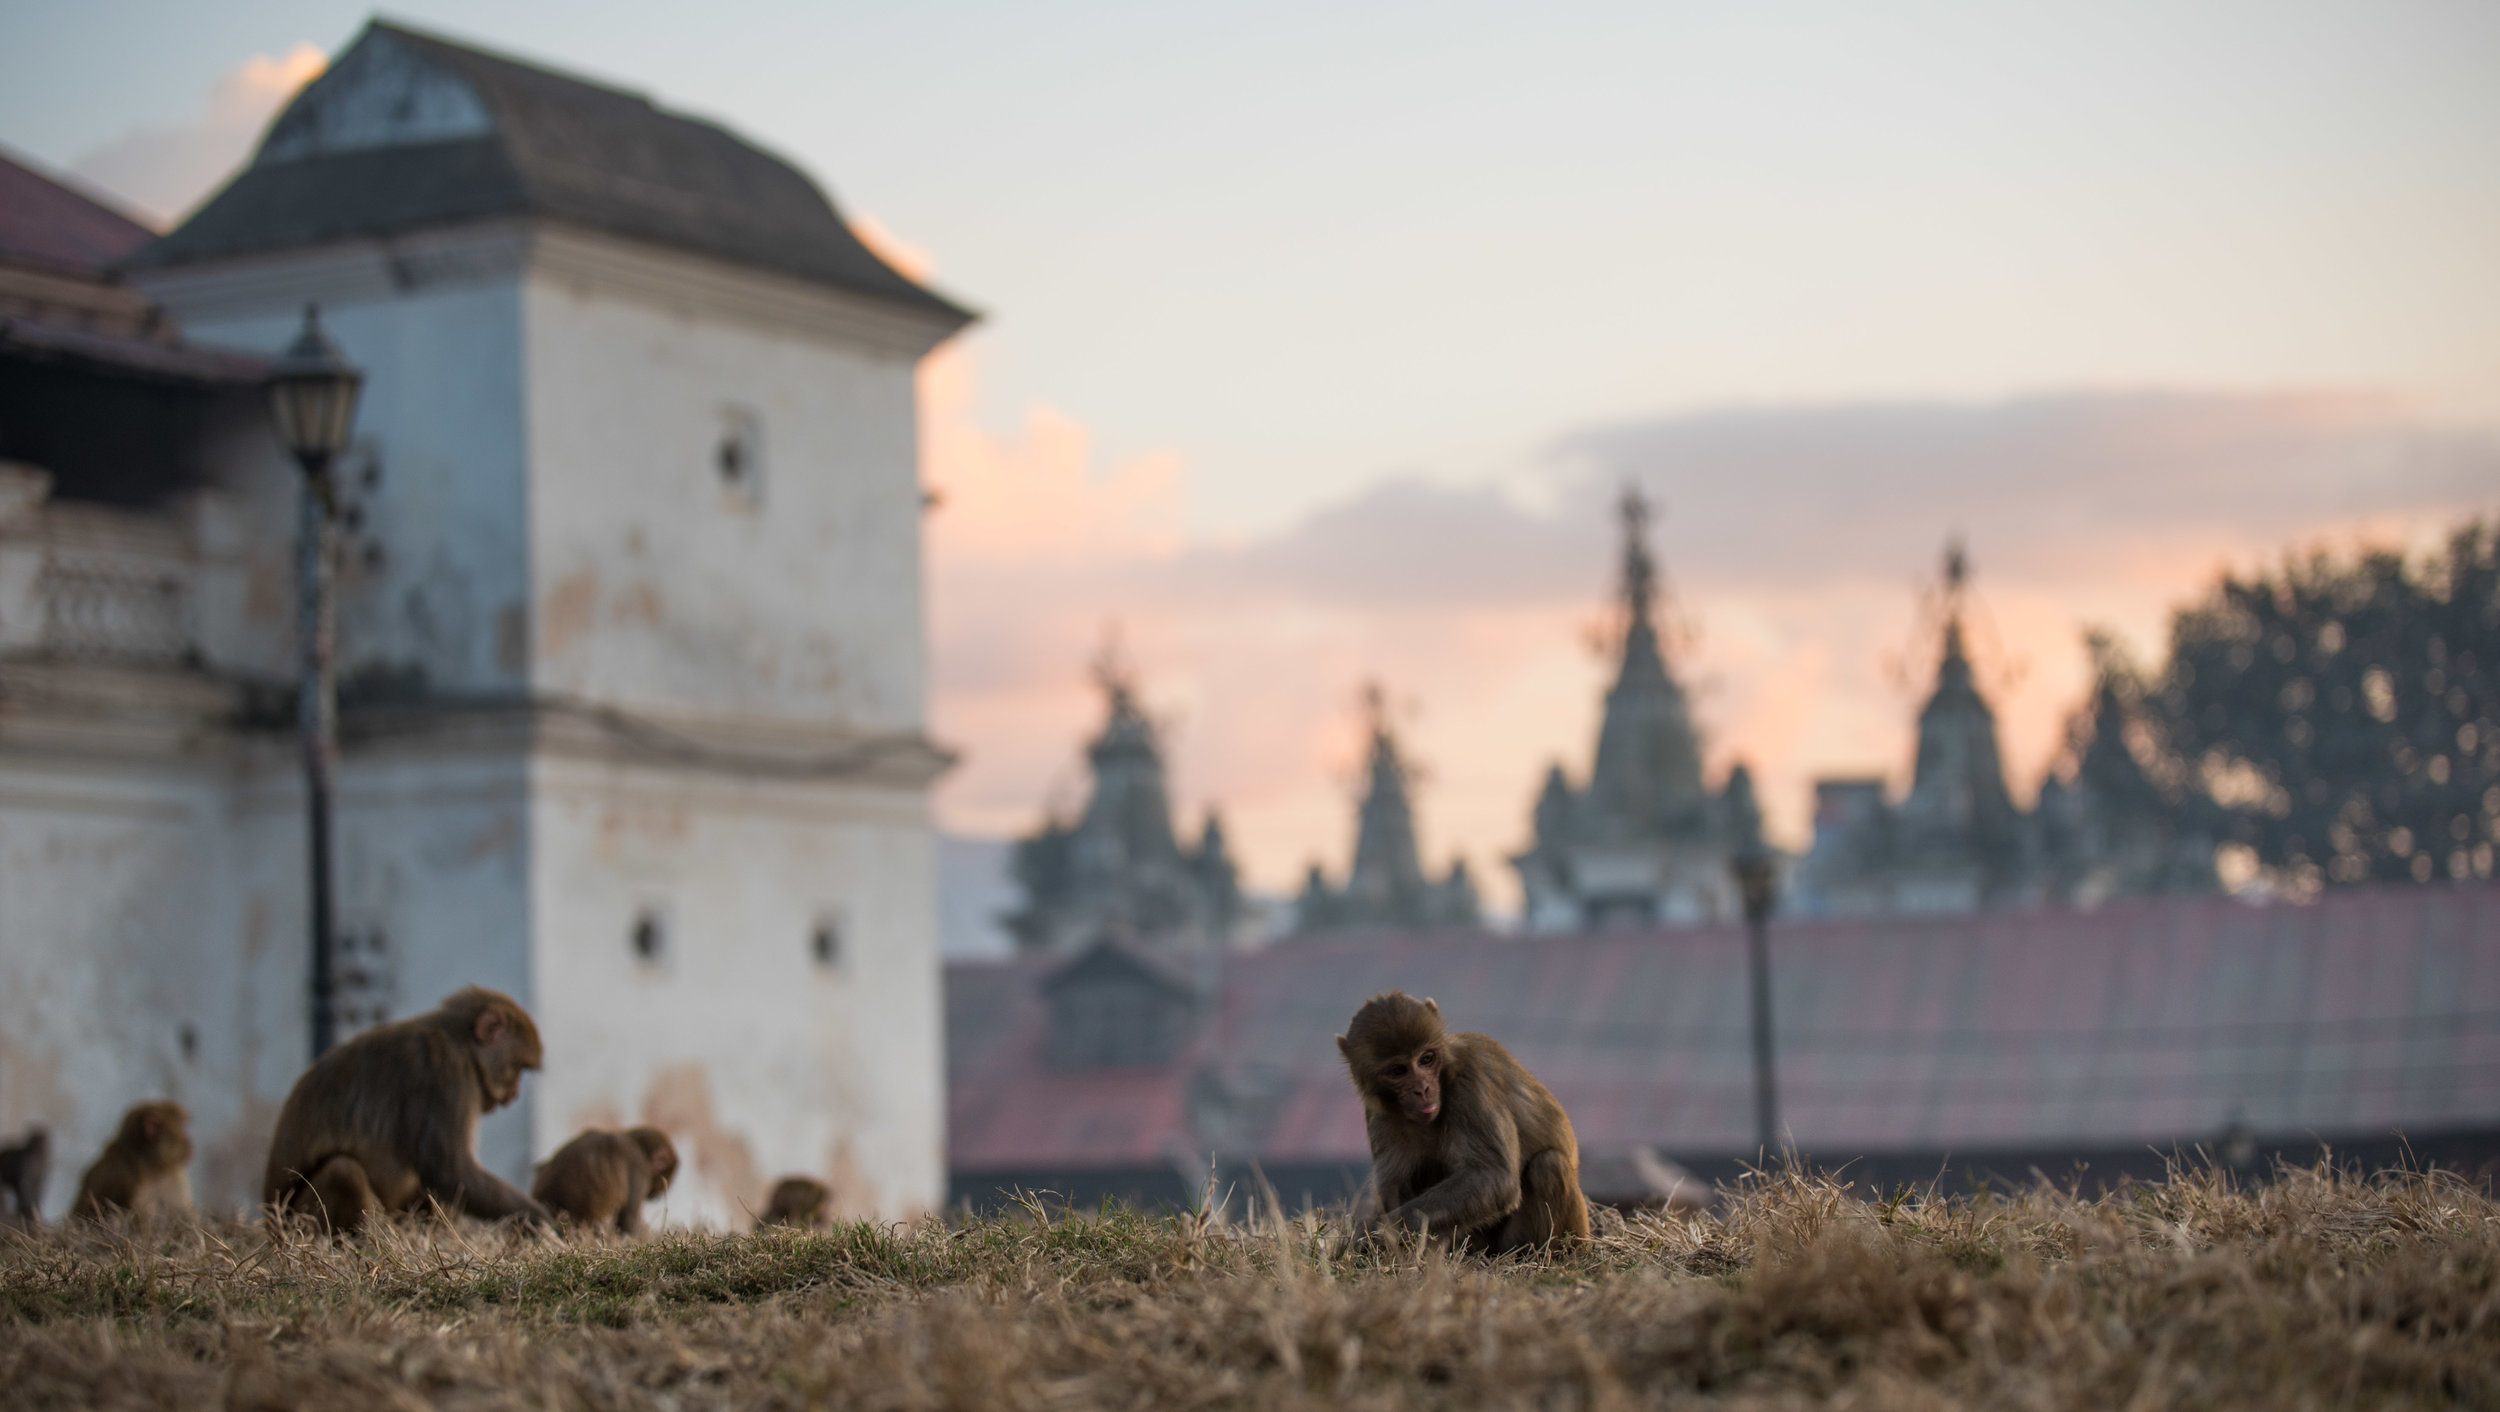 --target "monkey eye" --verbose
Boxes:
[1384,1062,1407,1079]
[1416,1051,1437,1069]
